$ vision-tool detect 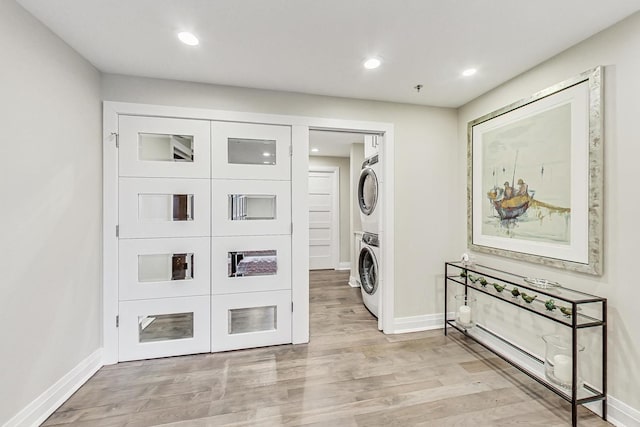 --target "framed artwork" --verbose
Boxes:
[467,66,603,275]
